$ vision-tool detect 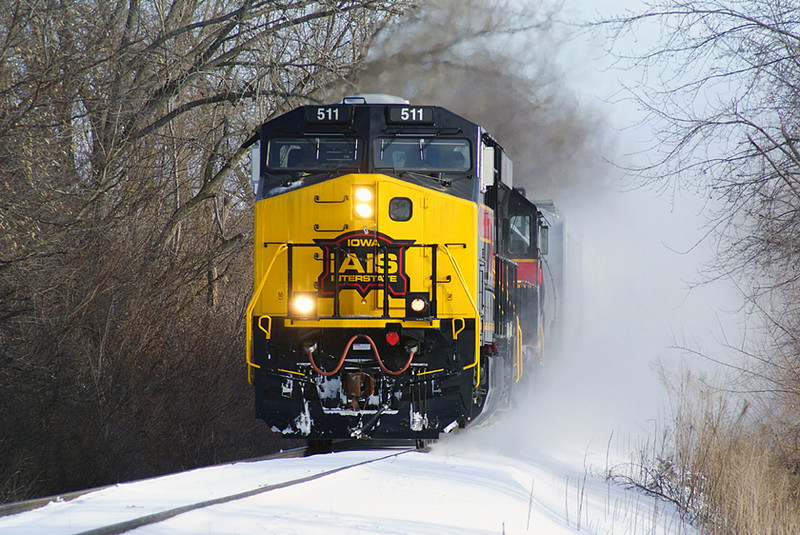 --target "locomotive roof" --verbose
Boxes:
[260,101,484,139]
